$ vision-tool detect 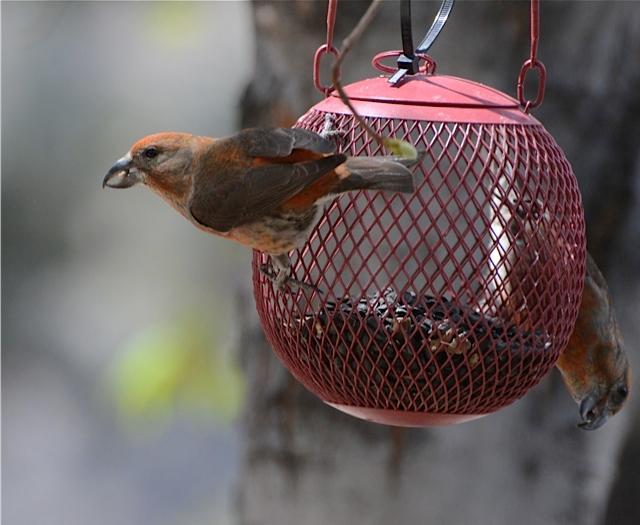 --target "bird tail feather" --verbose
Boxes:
[338,156,417,194]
